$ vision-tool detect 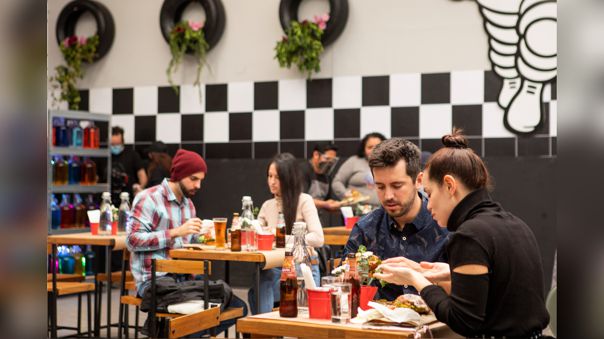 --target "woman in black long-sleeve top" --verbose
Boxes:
[375,130,550,338]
